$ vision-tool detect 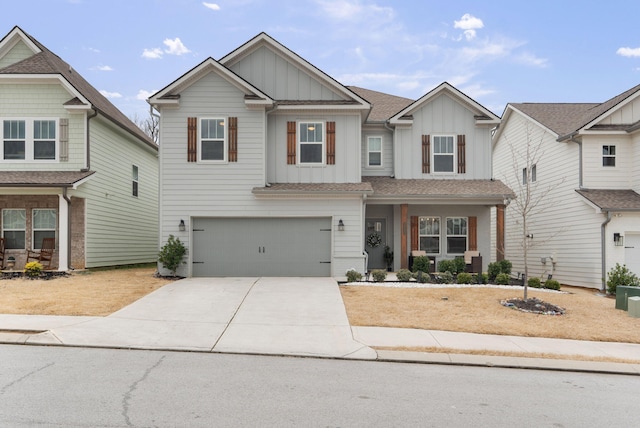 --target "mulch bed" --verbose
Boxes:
[501,297,565,315]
